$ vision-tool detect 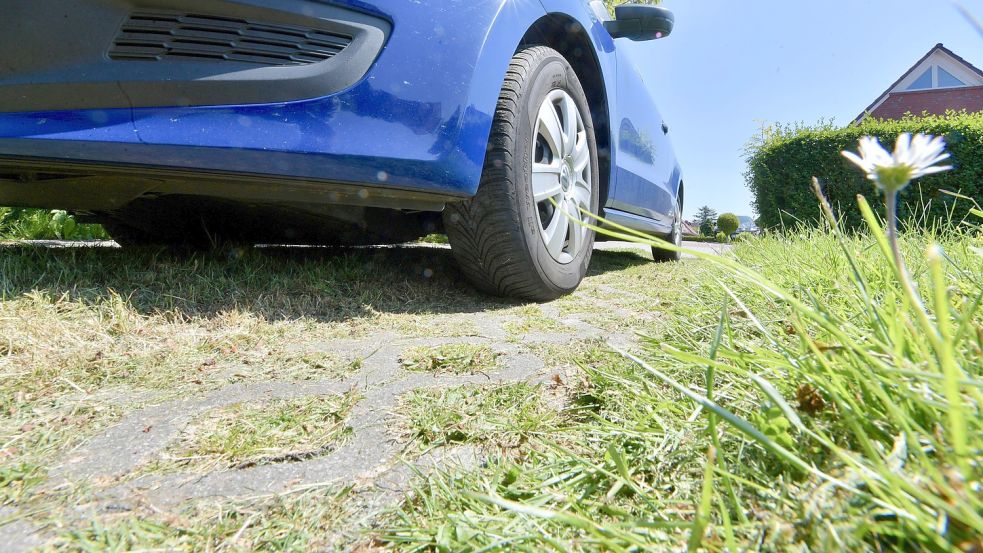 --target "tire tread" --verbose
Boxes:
[445,46,591,301]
